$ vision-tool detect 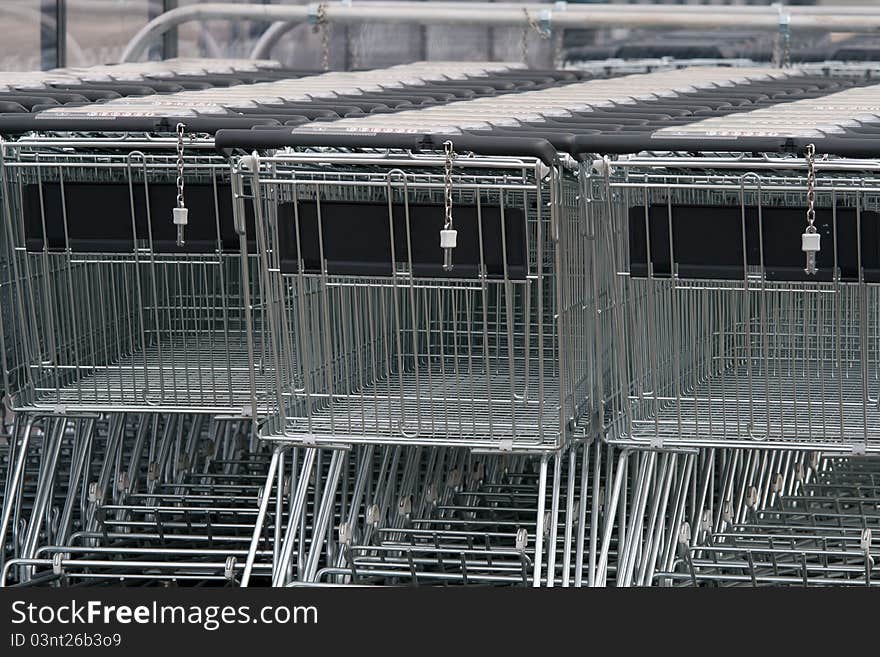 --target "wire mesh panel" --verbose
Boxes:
[0,163,17,409]
[0,139,270,414]
[595,157,880,452]
[657,454,880,587]
[0,412,275,586]
[234,149,595,451]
